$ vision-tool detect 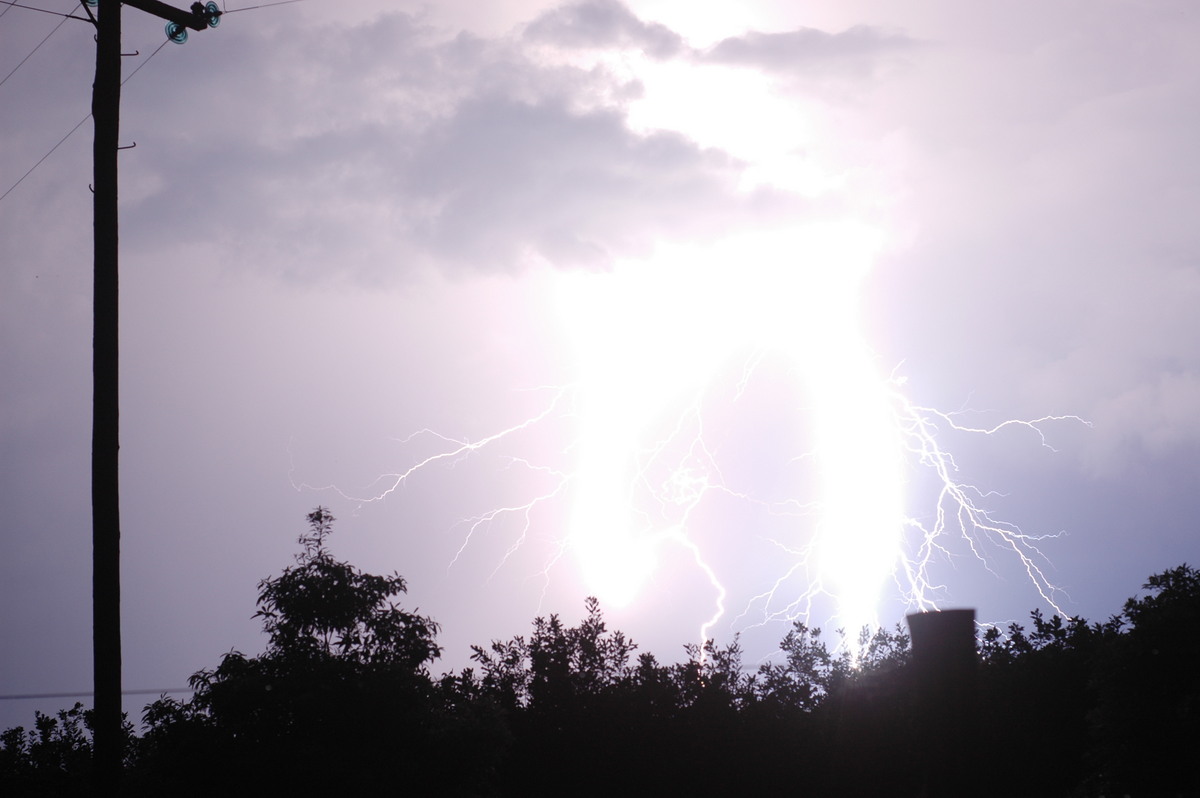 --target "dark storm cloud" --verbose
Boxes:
[402,95,796,271]
[116,7,803,279]
[523,0,683,59]
[703,25,916,76]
